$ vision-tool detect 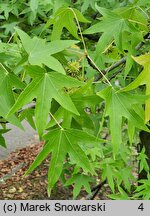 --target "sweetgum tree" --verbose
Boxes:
[1,0,150,199]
